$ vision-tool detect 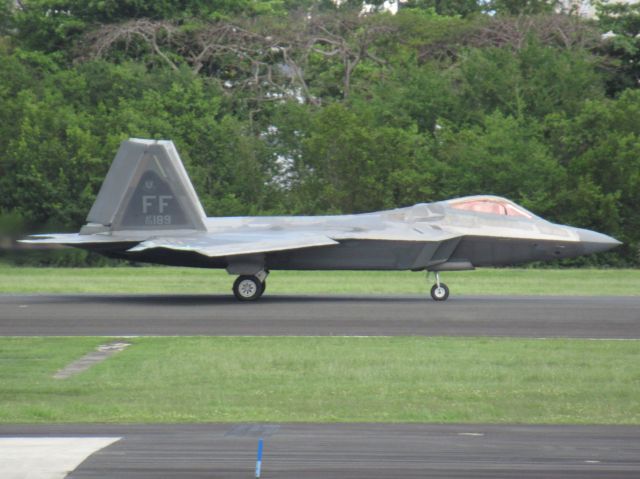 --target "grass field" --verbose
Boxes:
[0,265,638,296]
[0,336,638,424]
